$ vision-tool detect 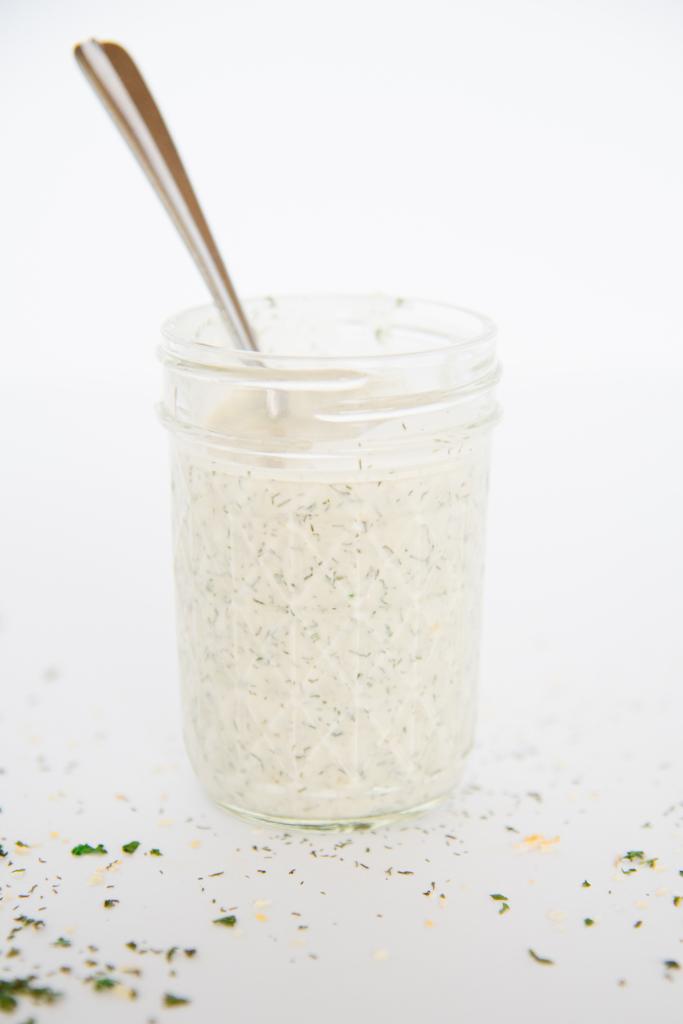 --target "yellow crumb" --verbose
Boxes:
[189,839,201,849]
[518,834,560,852]
[255,913,268,923]
[113,984,137,1001]
[424,919,435,928]
[50,831,60,839]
